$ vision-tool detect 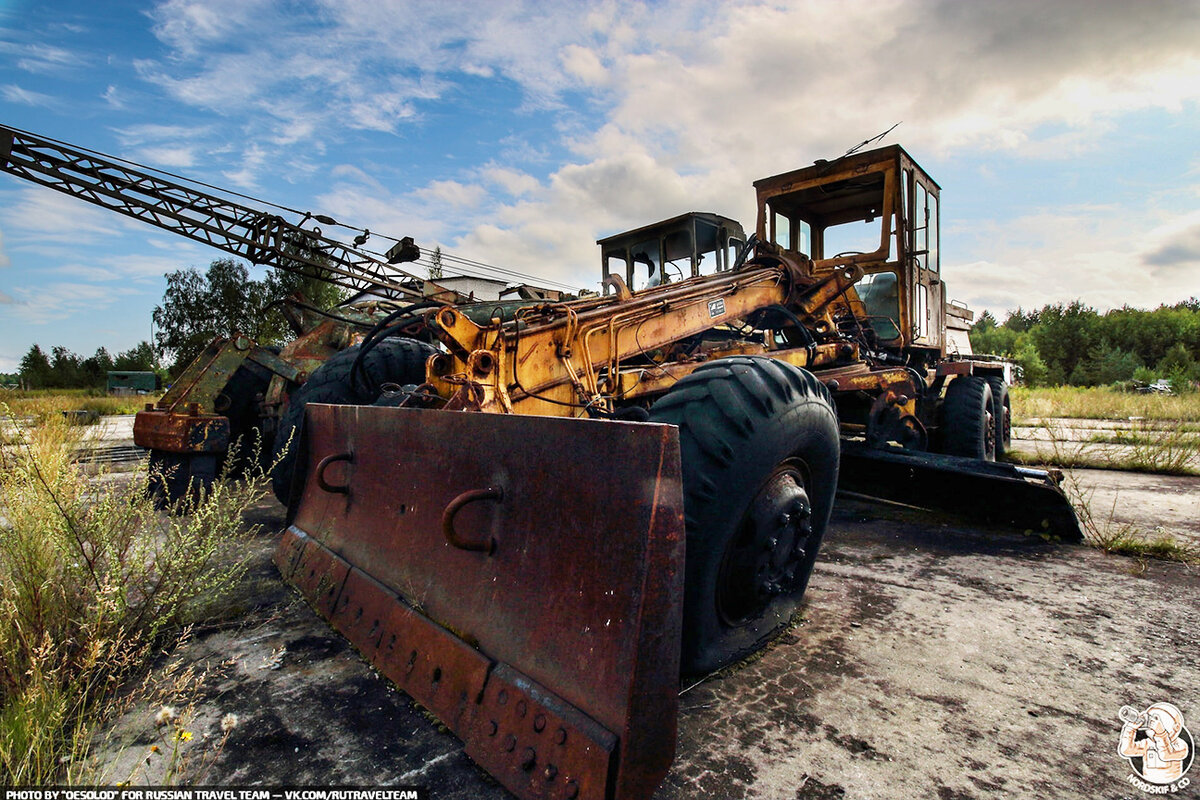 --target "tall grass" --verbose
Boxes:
[0,411,267,783]
[0,390,159,426]
[1011,385,1200,422]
